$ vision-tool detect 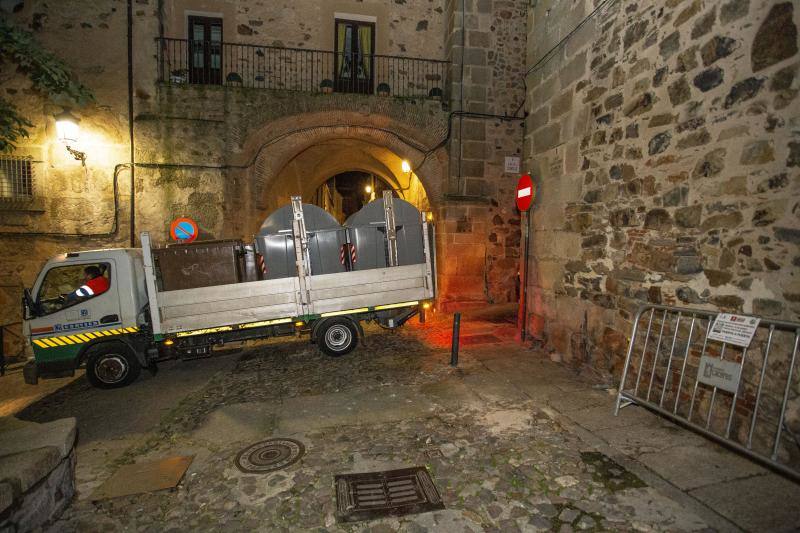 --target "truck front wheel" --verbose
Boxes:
[318,318,358,357]
[85,342,141,389]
